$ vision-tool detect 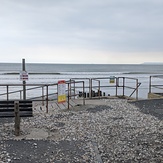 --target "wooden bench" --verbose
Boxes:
[0,100,33,118]
[0,100,33,136]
